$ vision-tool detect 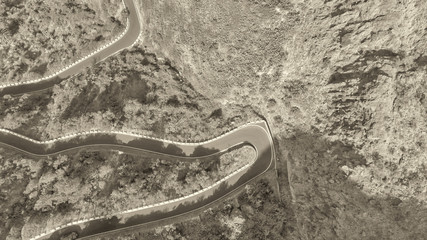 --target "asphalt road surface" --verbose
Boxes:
[0,0,276,238]
[0,121,275,240]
